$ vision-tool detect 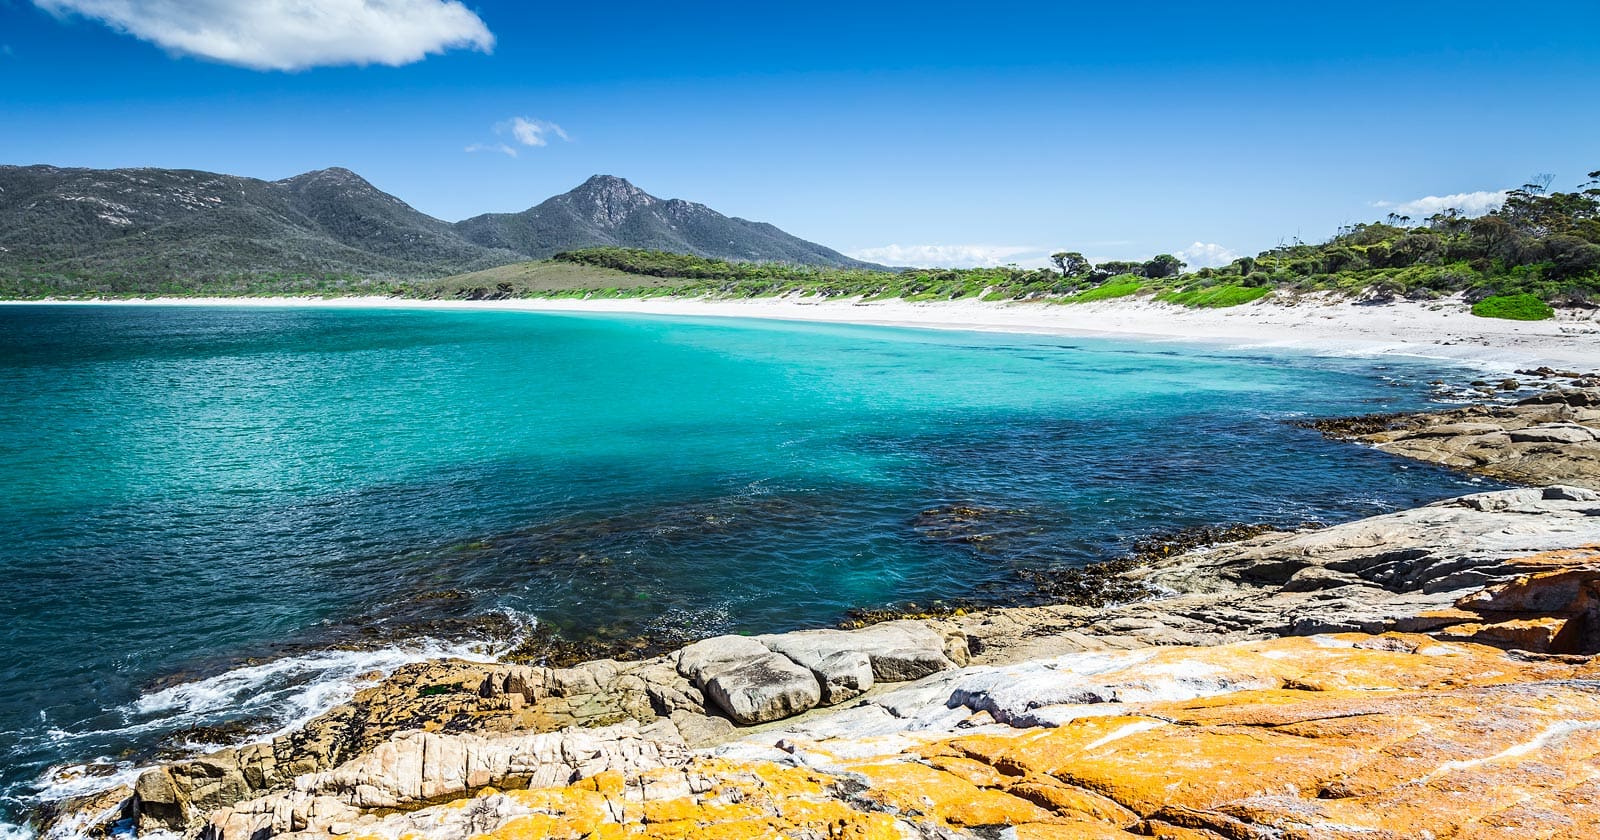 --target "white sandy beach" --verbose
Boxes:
[12,293,1600,372]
